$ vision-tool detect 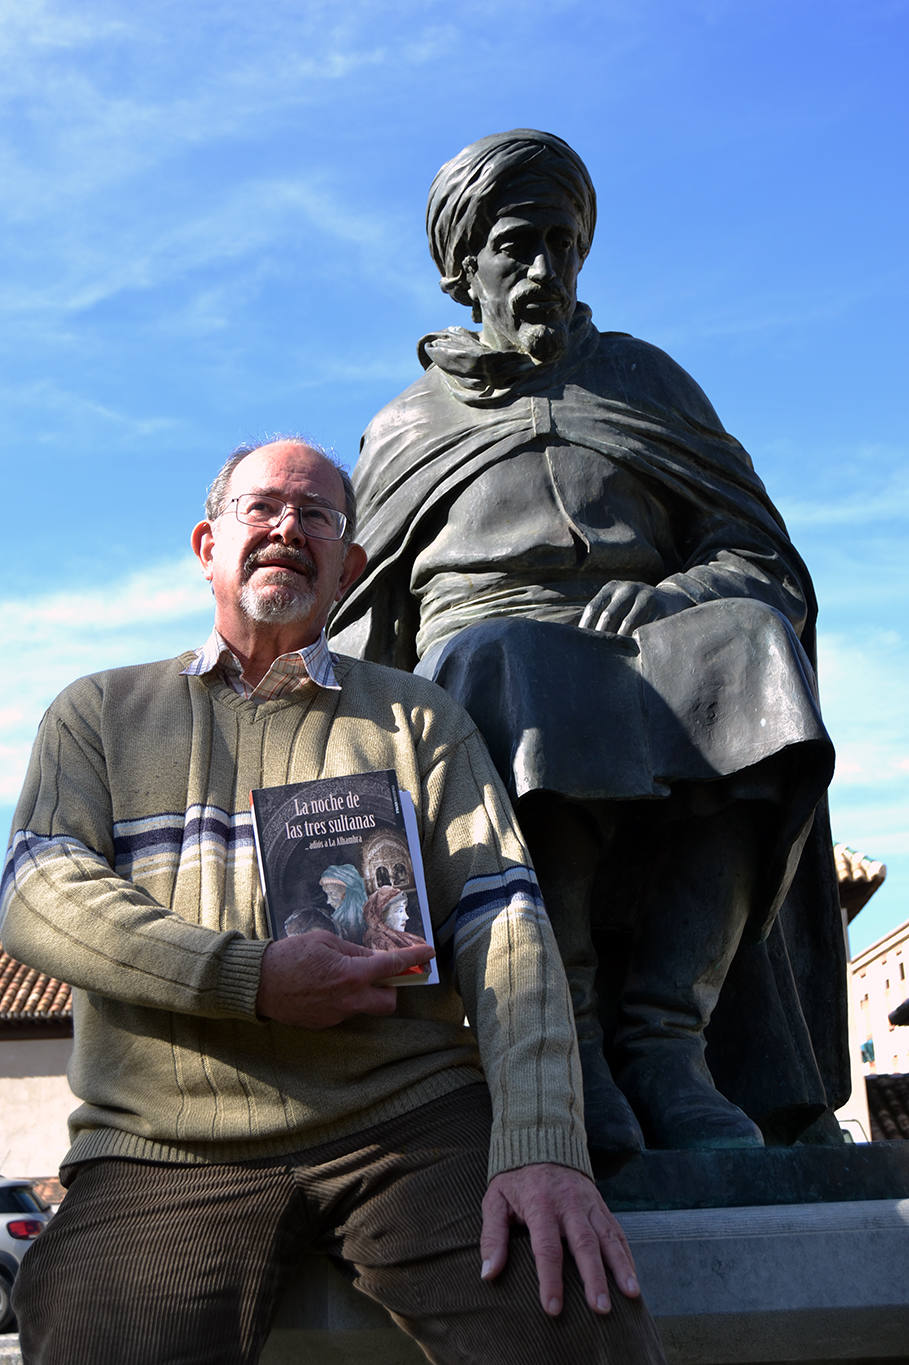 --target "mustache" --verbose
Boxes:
[242,545,316,582]
[511,280,572,314]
